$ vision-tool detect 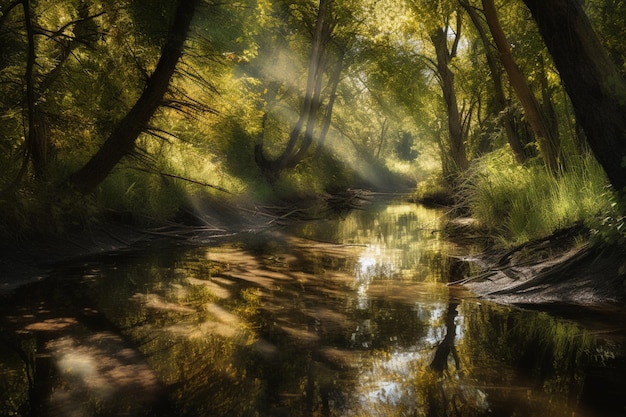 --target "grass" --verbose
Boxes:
[458,149,614,246]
